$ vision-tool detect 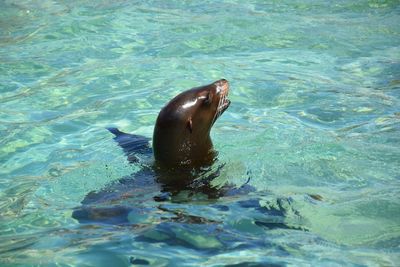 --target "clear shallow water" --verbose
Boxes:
[1,0,399,266]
